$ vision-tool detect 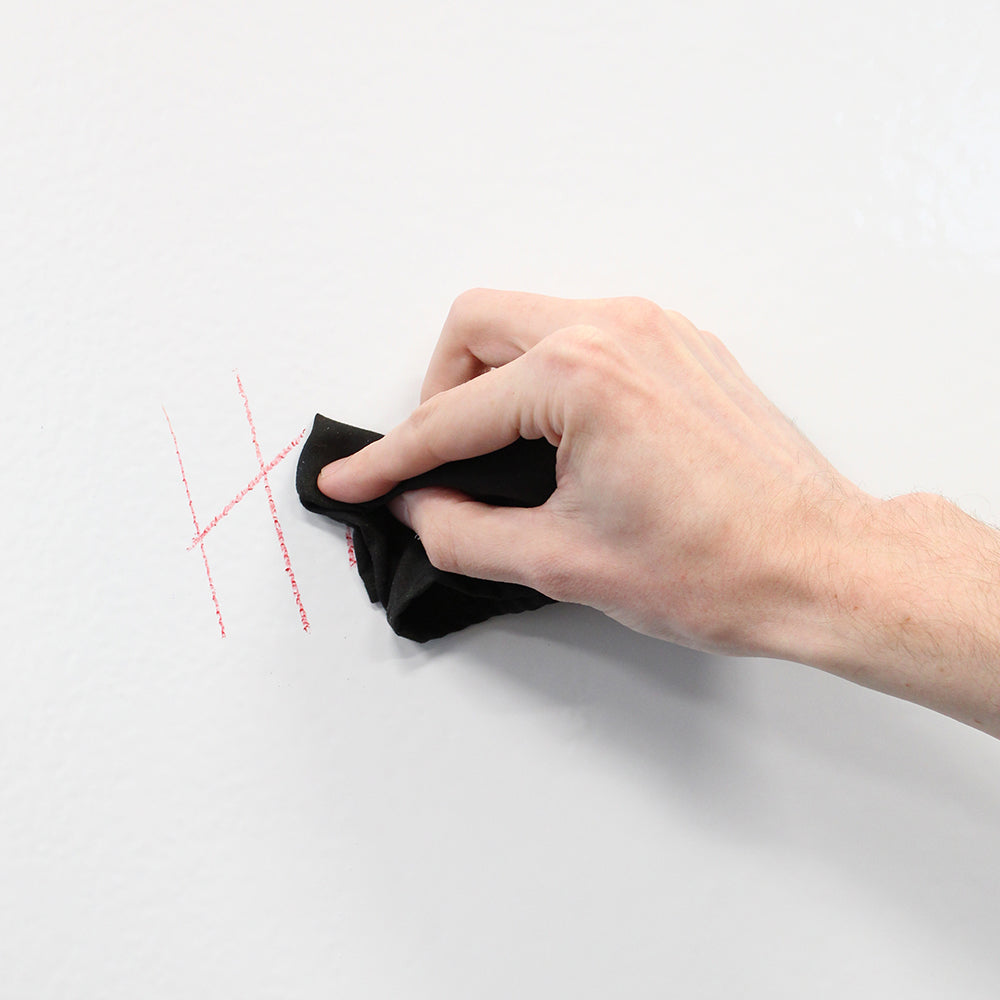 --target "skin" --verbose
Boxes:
[318,289,1000,738]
